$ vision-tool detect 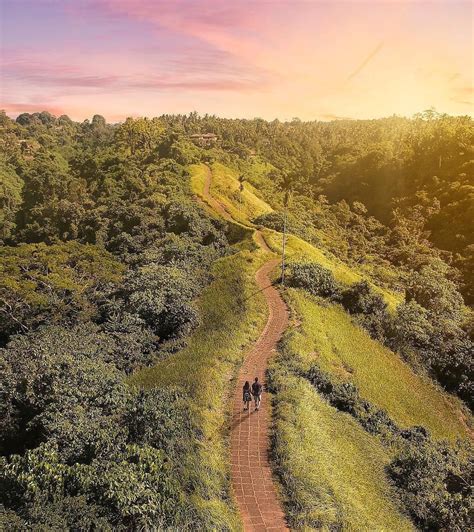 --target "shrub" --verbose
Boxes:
[388,439,473,531]
[305,366,398,439]
[0,442,186,530]
[387,302,474,408]
[340,281,389,341]
[0,242,123,345]
[341,280,387,316]
[287,262,340,298]
[126,387,199,459]
[388,300,434,353]
[406,262,464,323]
[253,211,288,232]
[100,313,158,373]
[0,325,131,459]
